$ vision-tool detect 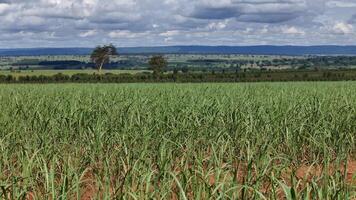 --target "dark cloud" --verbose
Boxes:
[237,13,300,23]
[190,7,240,19]
[187,0,311,23]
